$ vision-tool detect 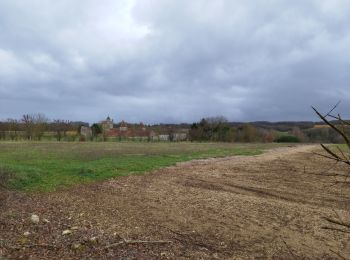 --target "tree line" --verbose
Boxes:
[0,114,347,143]
[0,114,86,141]
[189,117,346,143]
[189,117,274,142]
